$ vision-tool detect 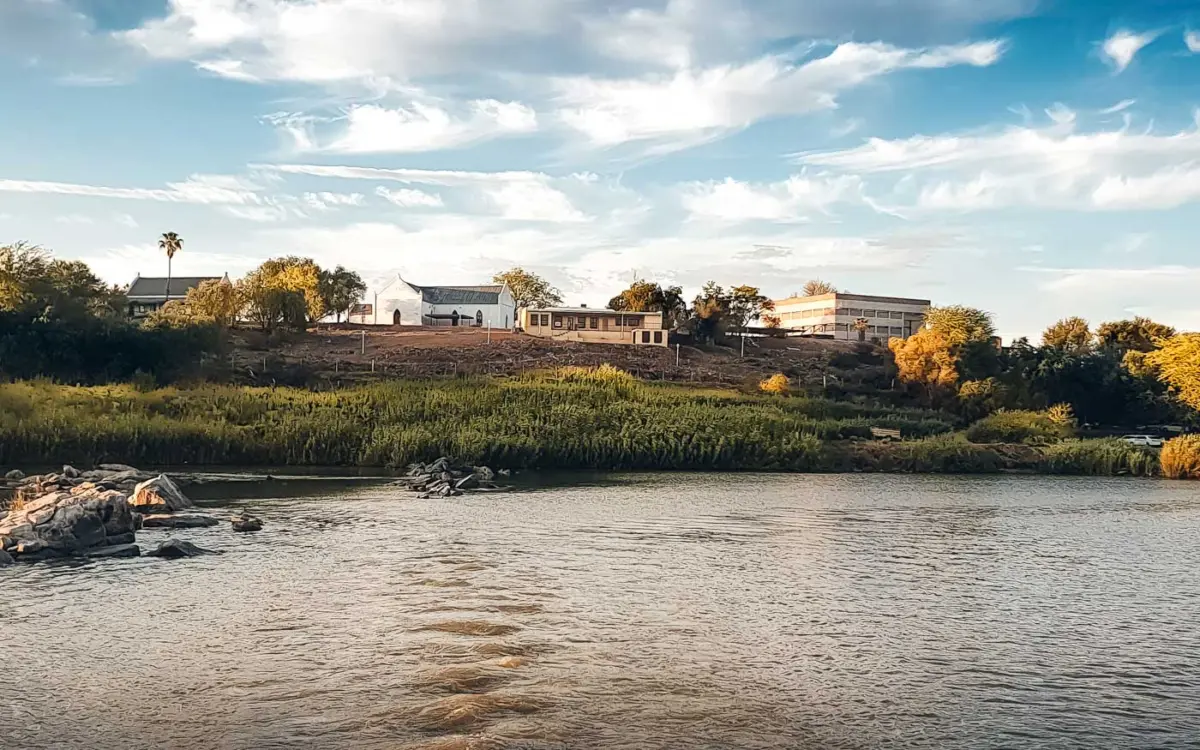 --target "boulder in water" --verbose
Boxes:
[129,475,193,514]
[147,539,217,559]
[231,513,263,532]
[141,513,220,529]
[88,544,140,559]
[0,548,12,566]
[4,469,24,481]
